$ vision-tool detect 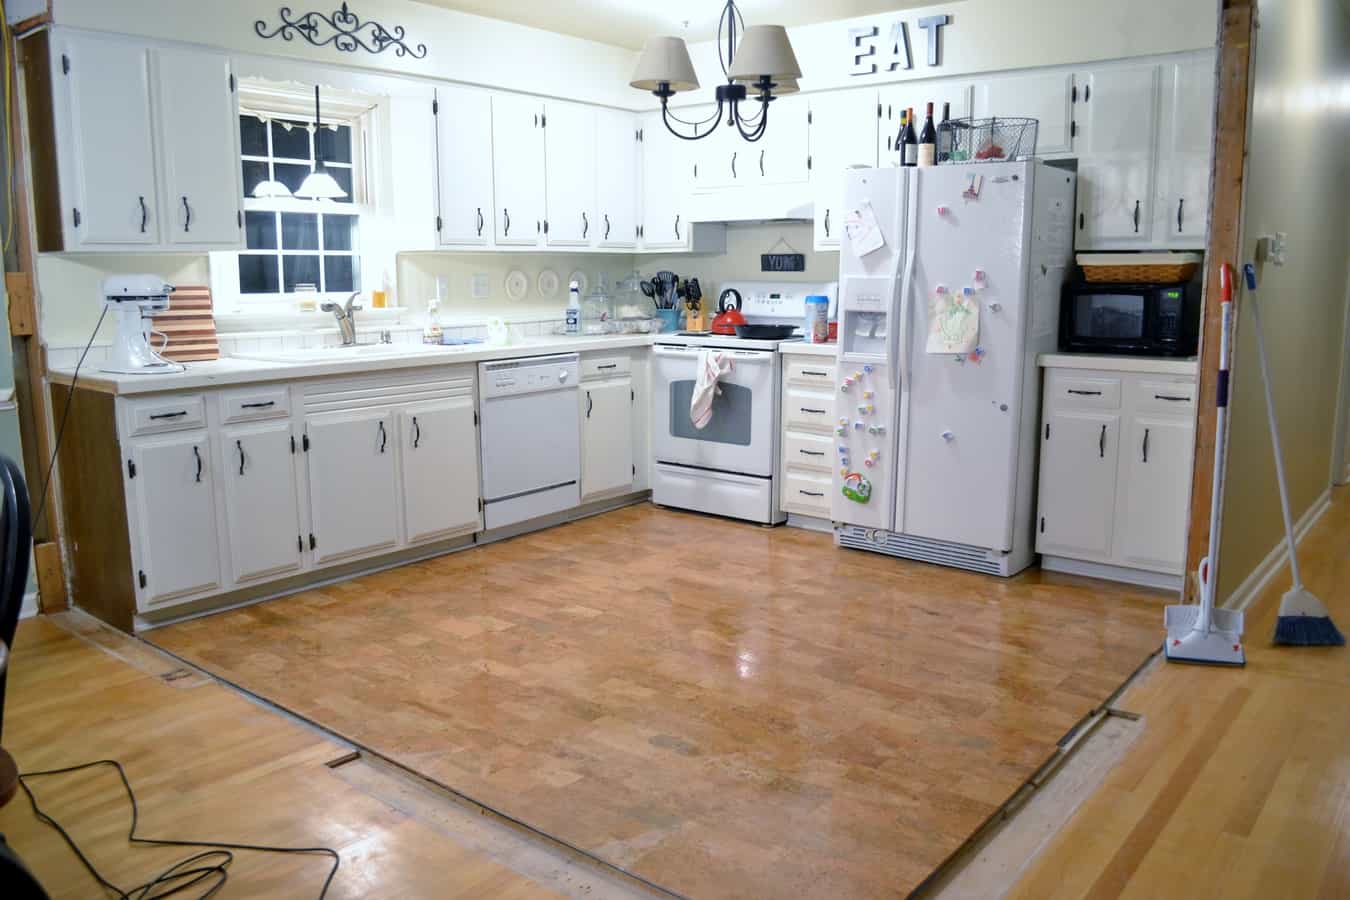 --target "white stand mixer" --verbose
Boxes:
[99,275,185,375]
